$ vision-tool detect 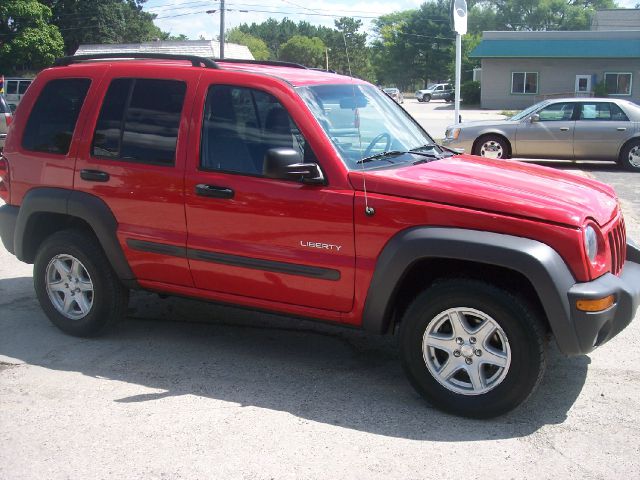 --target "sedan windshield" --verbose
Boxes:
[510,101,550,121]
[296,84,436,169]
